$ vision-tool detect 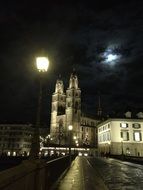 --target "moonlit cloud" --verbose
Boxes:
[106,54,118,62]
[101,47,121,66]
